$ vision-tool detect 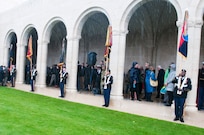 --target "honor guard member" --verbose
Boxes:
[10,65,16,87]
[172,69,192,123]
[30,65,37,92]
[198,61,204,110]
[102,69,113,107]
[59,66,68,98]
